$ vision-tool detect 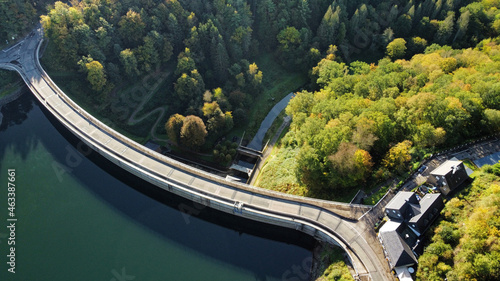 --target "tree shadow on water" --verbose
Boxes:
[0,91,40,168]
[29,94,314,280]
